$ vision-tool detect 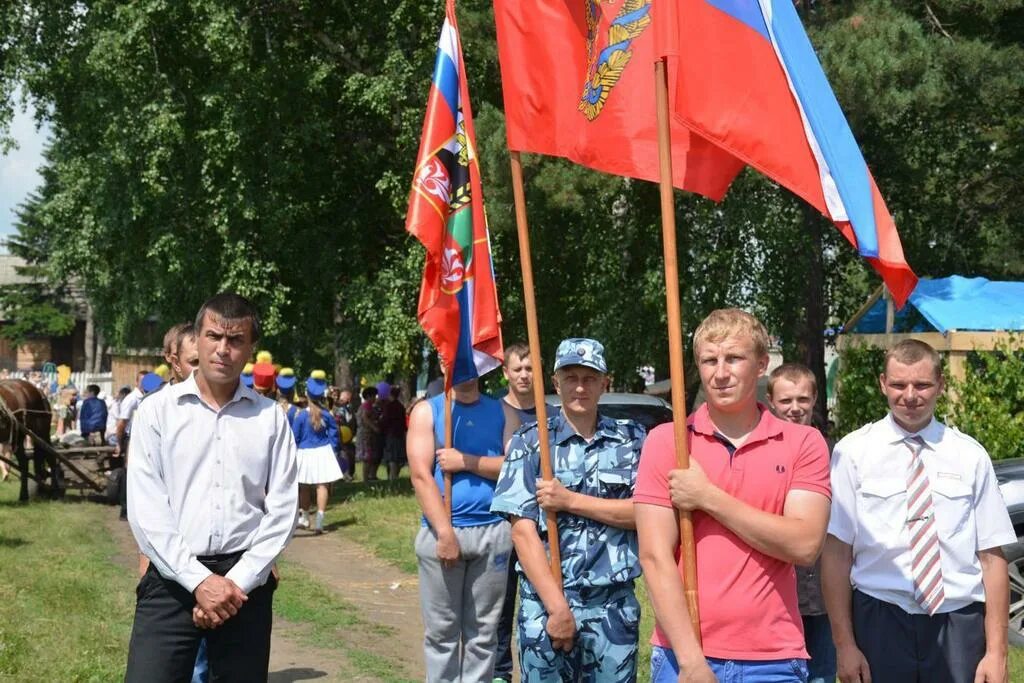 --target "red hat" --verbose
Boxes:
[252,362,277,390]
